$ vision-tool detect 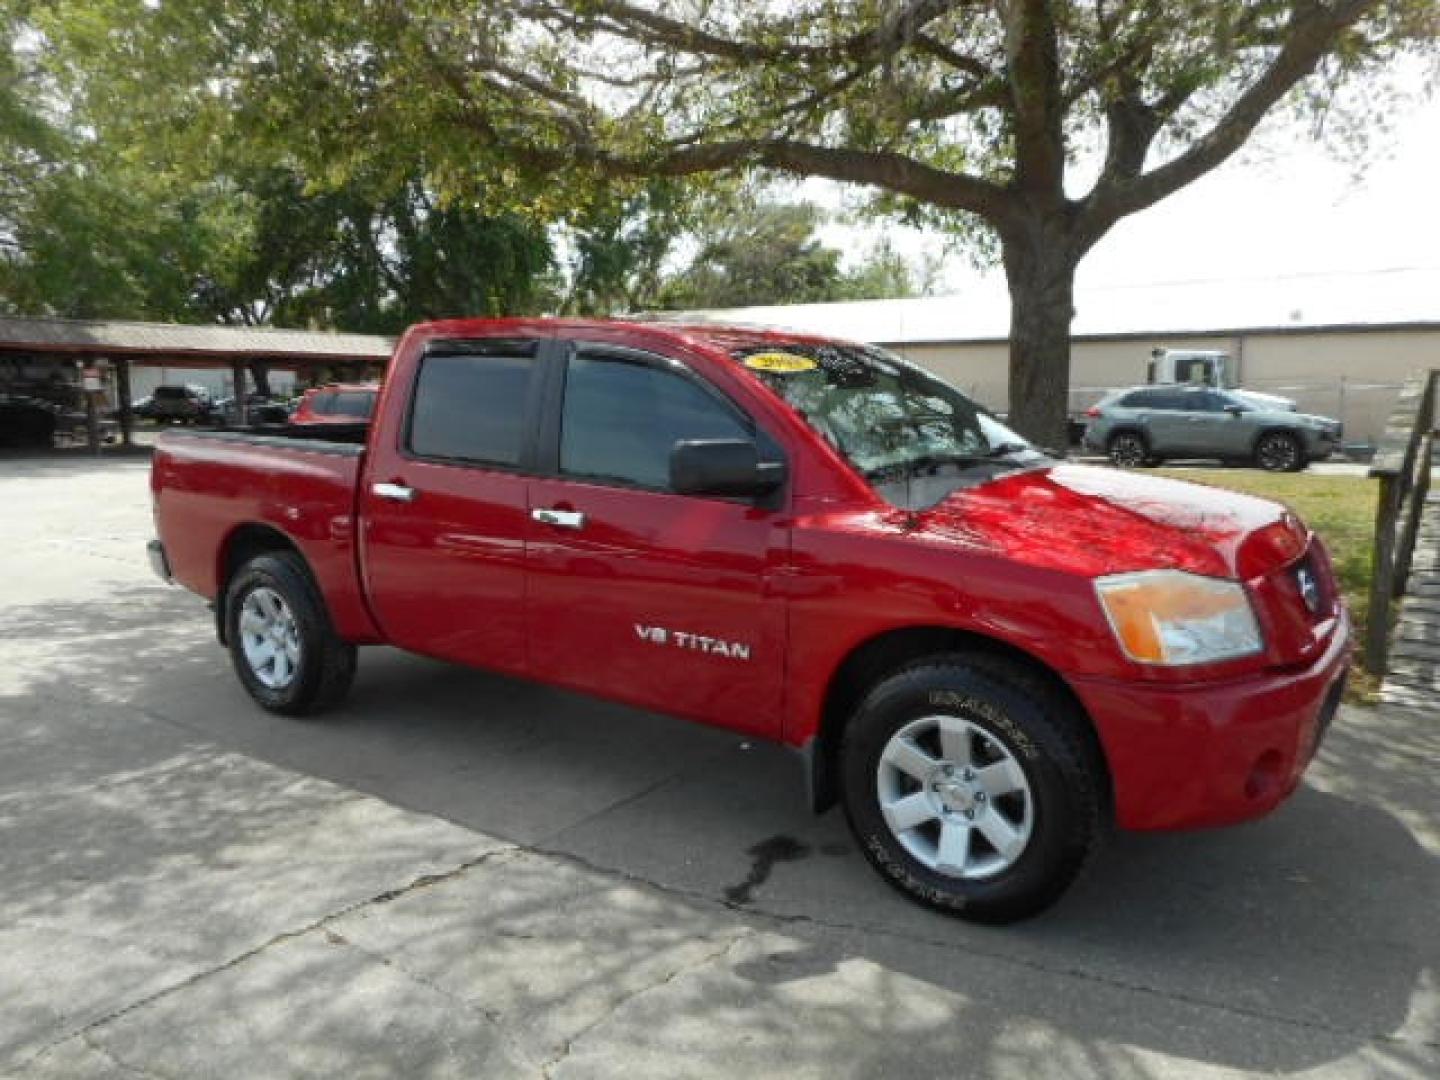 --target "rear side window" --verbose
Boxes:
[409,353,533,466]
[560,353,750,490]
[332,391,376,418]
[1125,389,1190,410]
